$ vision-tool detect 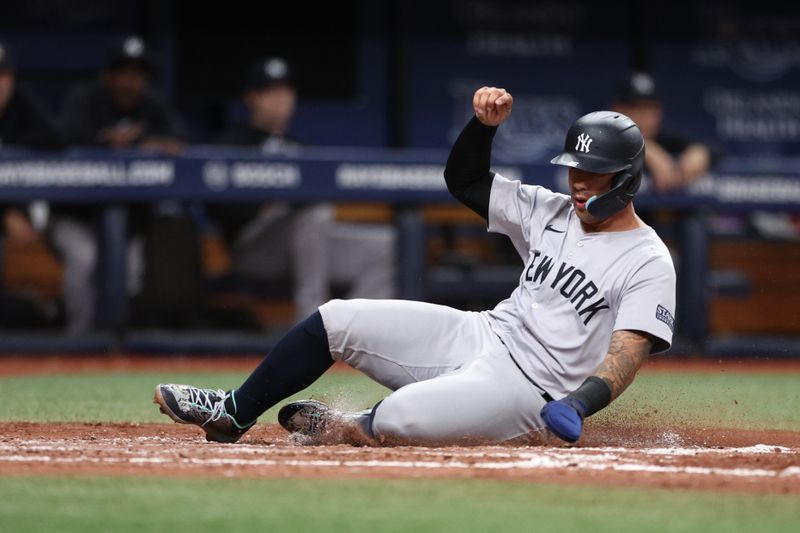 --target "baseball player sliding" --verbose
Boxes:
[155,87,676,445]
